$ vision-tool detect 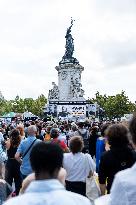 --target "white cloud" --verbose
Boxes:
[0,0,136,102]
